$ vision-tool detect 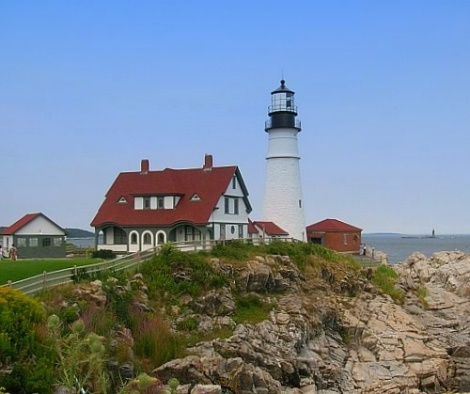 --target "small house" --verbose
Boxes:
[1,213,67,259]
[306,218,362,254]
[248,219,289,244]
